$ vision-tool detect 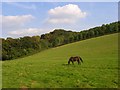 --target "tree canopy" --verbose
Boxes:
[2,21,119,61]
